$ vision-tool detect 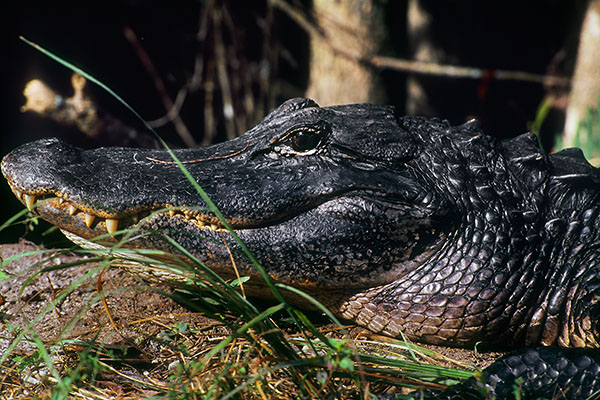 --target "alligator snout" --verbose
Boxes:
[2,138,81,196]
